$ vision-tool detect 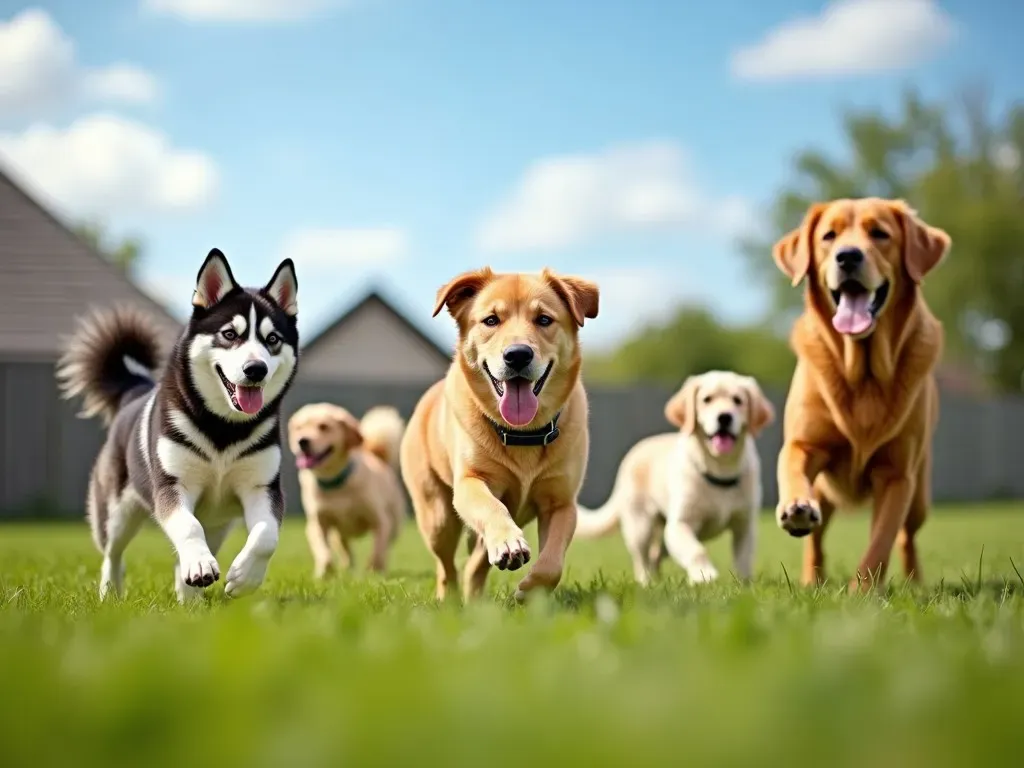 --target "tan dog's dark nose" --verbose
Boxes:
[503,344,534,373]
[298,437,311,454]
[836,247,864,274]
